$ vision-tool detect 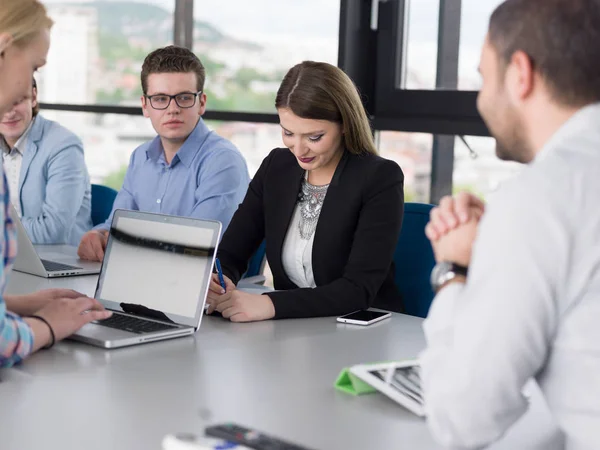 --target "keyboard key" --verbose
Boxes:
[95,313,177,334]
[41,259,82,272]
